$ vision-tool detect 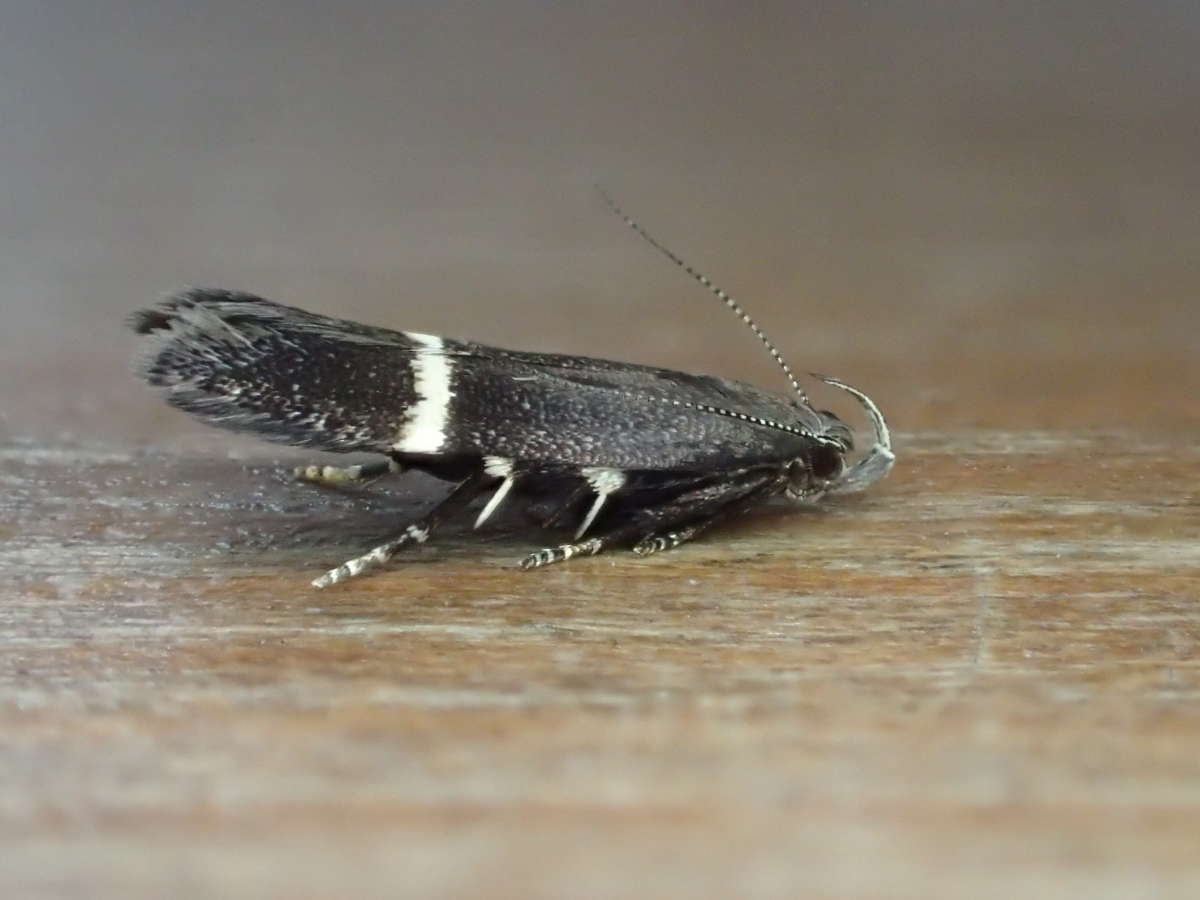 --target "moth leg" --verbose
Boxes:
[520,537,607,569]
[631,521,710,557]
[313,469,490,588]
[294,458,400,486]
[630,477,782,558]
[540,482,592,529]
[630,477,782,557]
[519,516,707,570]
[521,470,781,570]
